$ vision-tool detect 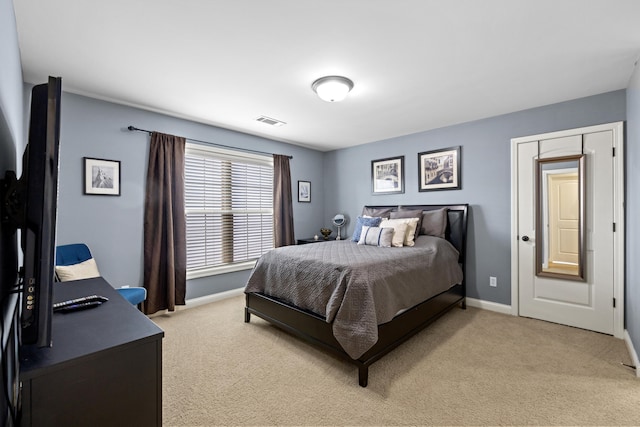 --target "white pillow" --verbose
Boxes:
[55,258,101,282]
[375,221,408,247]
[357,226,394,247]
[380,217,420,246]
